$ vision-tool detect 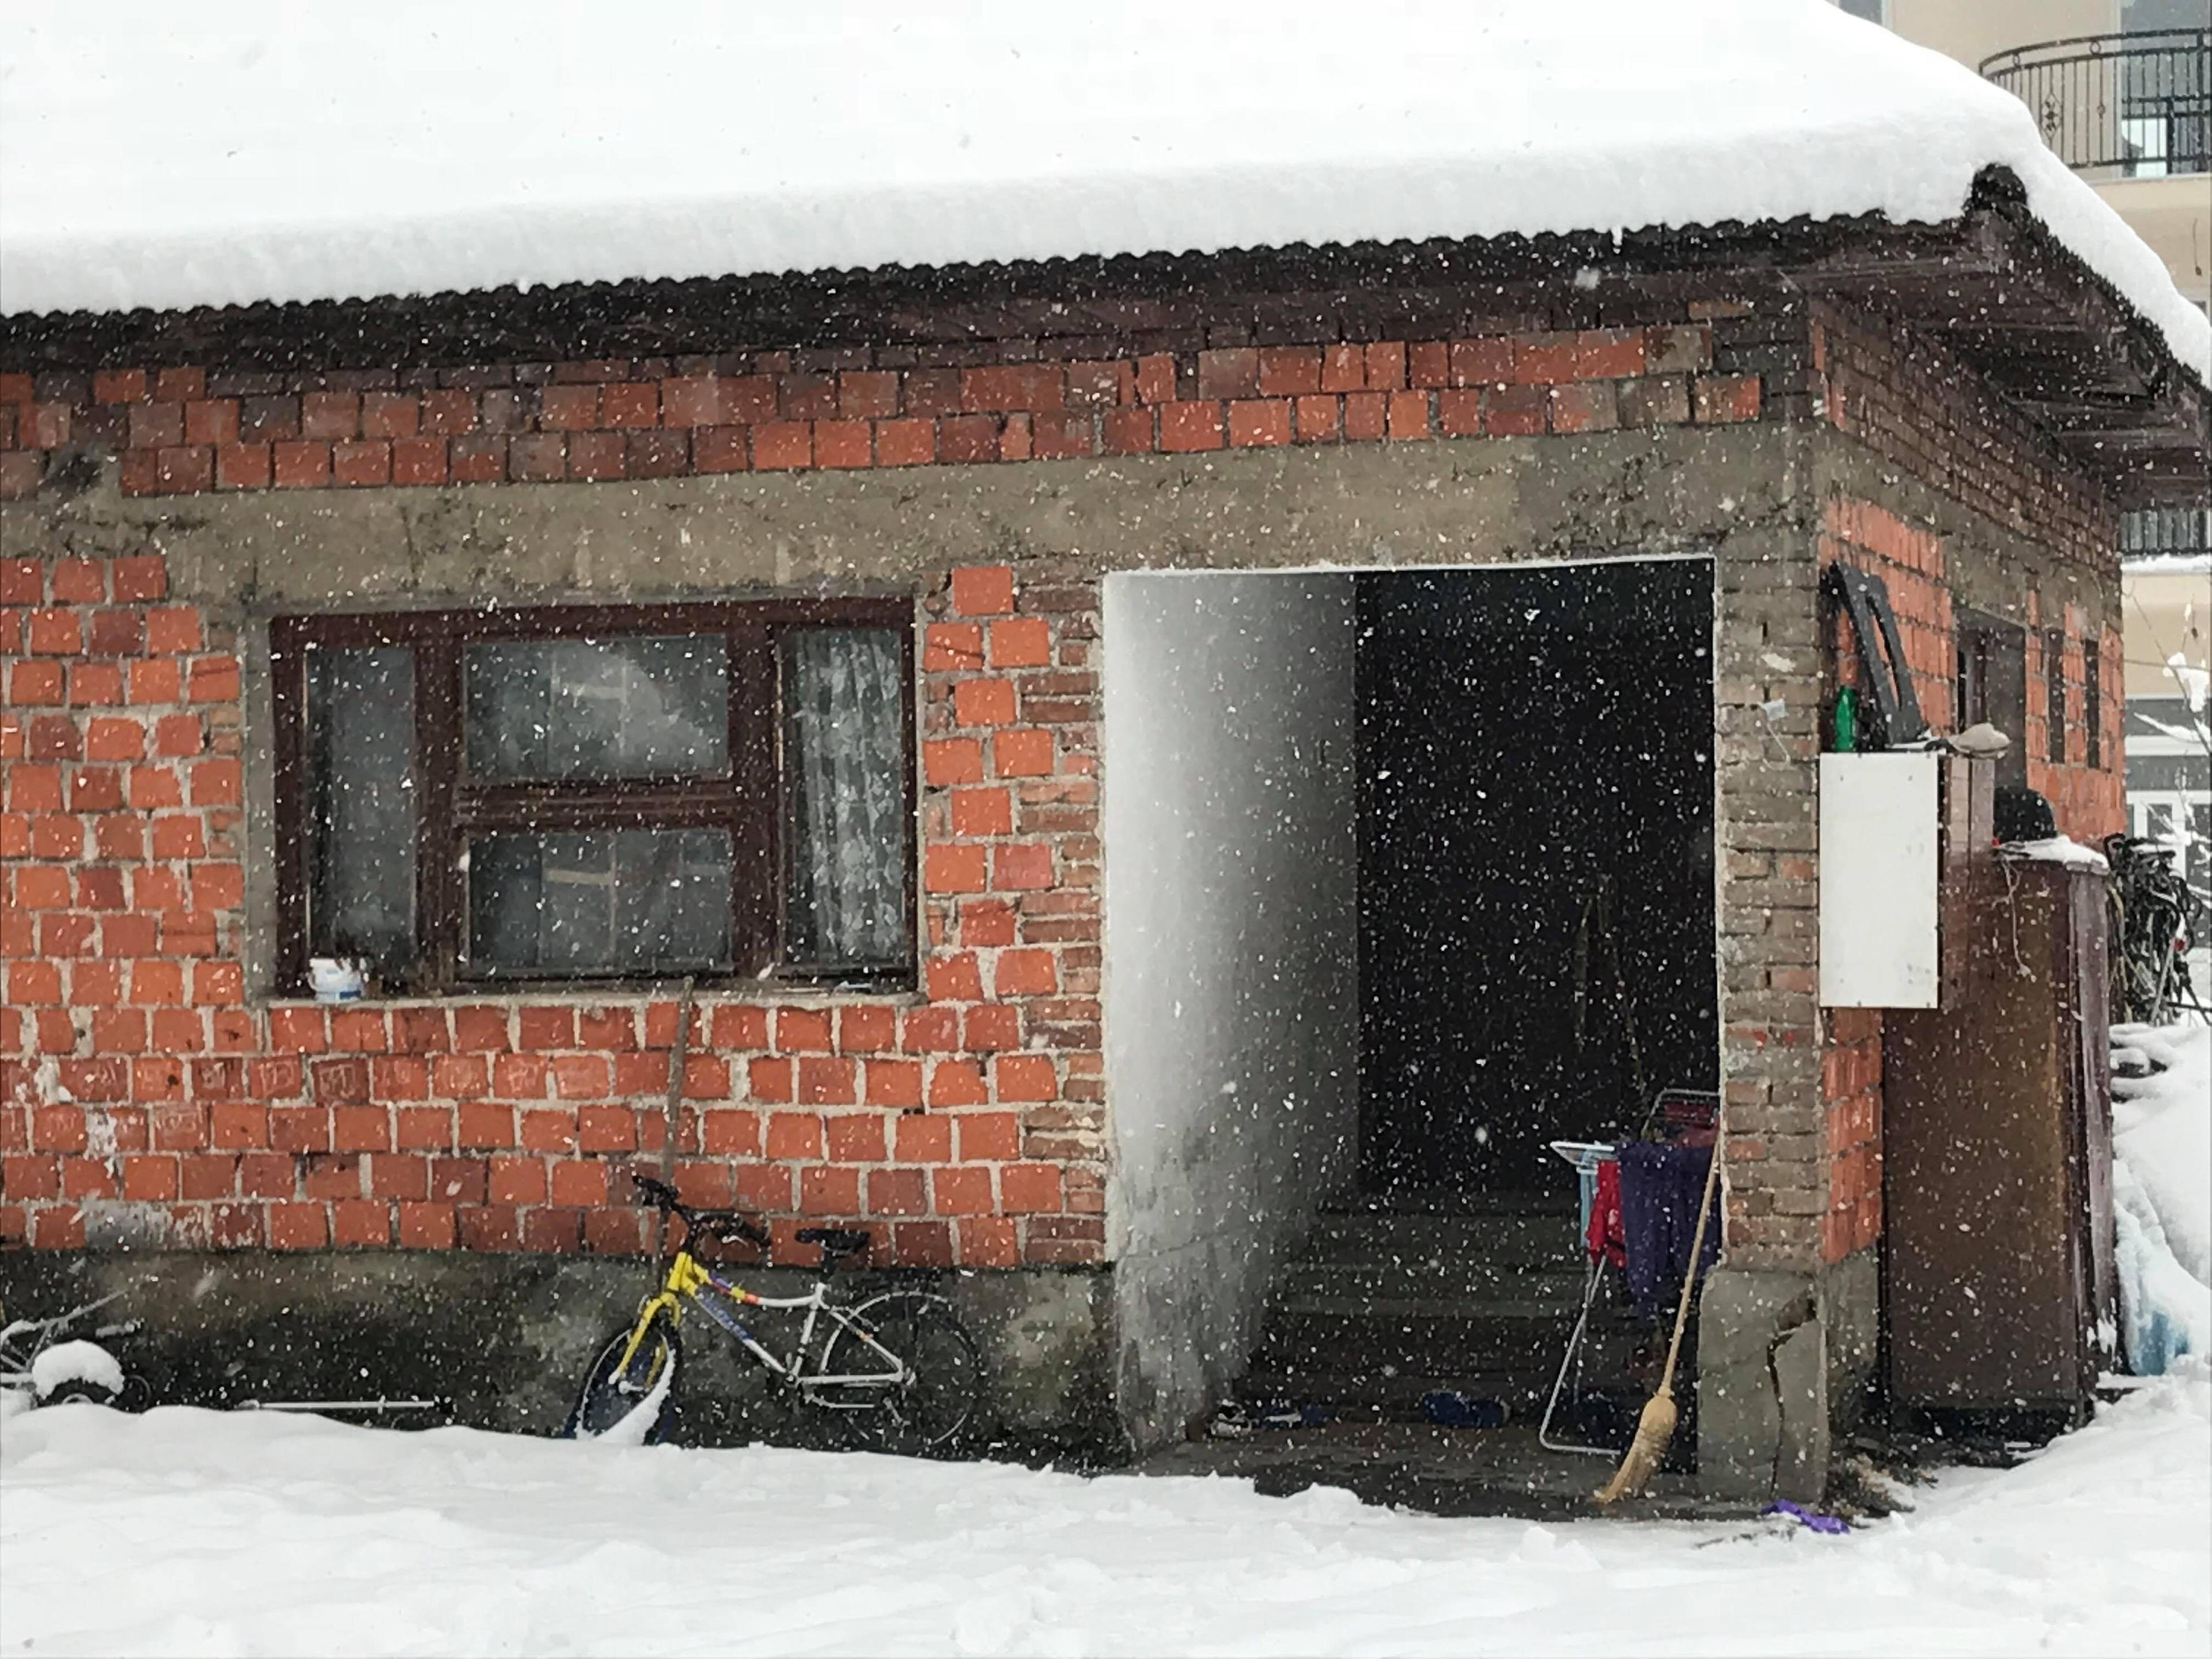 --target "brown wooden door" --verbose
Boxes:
[1884,861,2100,1412]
